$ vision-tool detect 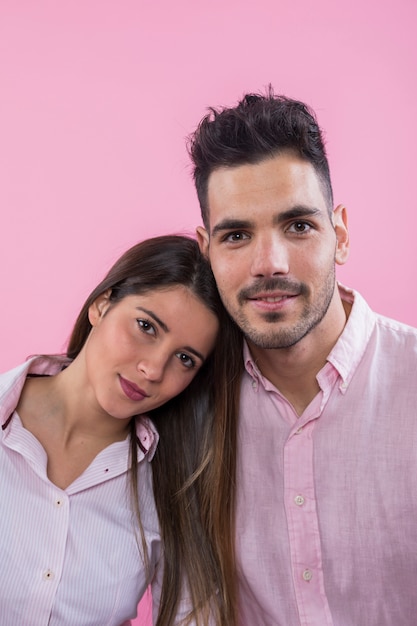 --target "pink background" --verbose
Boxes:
[0,1,416,623]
